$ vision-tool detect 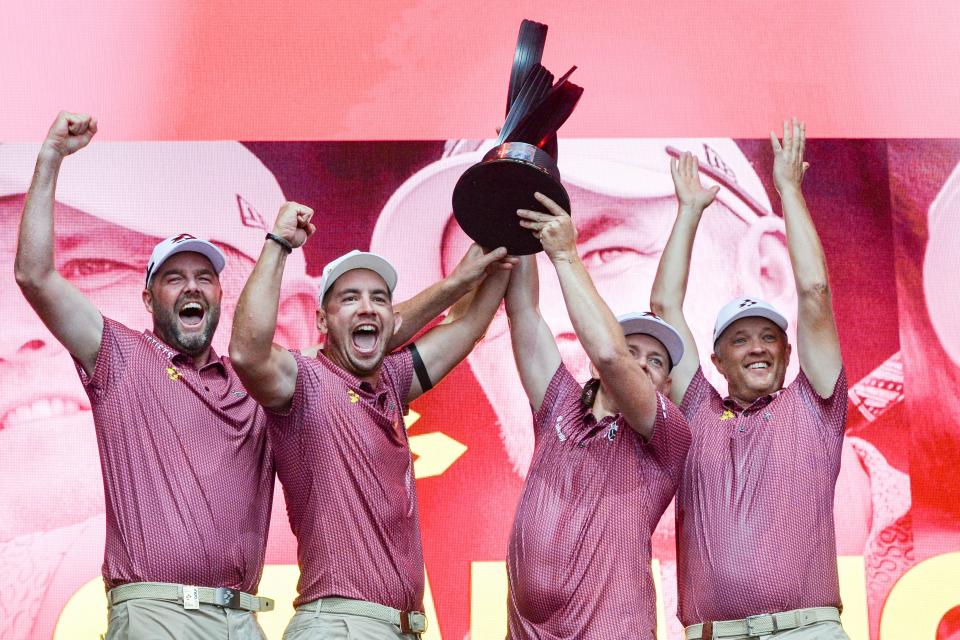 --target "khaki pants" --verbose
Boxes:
[282,605,419,640]
[700,621,850,639]
[105,598,267,640]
